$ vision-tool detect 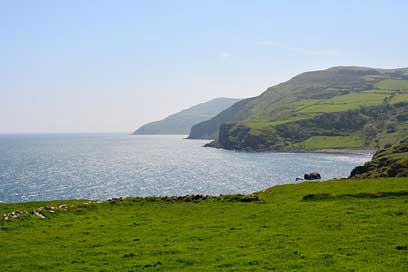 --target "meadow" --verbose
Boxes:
[1,177,408,271]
